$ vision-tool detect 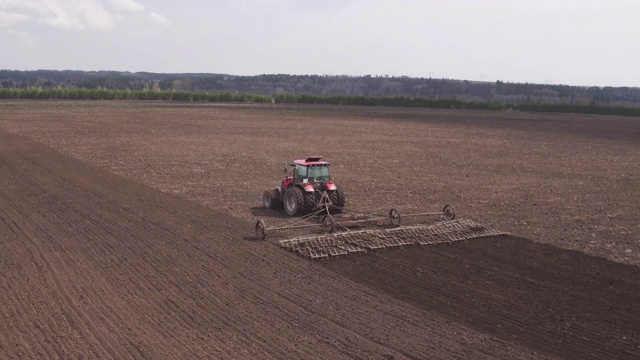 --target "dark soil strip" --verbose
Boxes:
[322,236,640,360]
